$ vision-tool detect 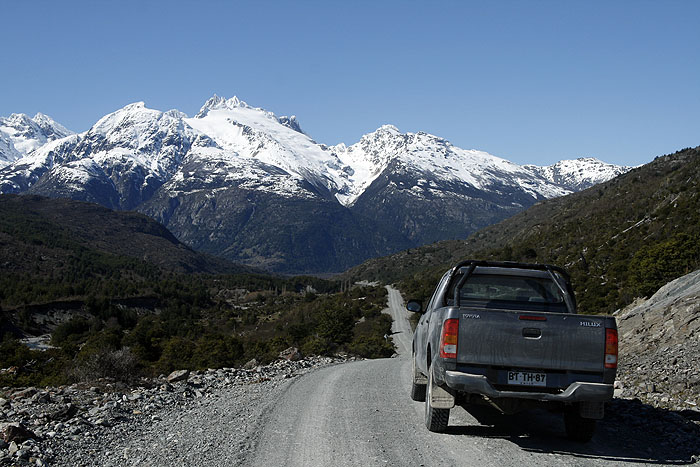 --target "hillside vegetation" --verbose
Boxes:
[0,195,393,388]
[346,146,700,314]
